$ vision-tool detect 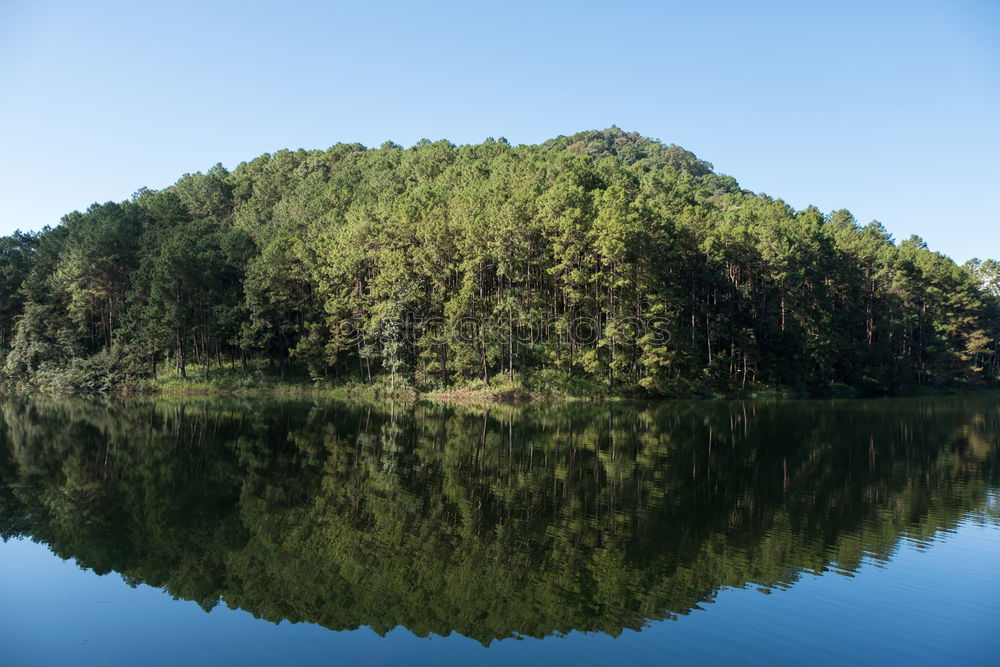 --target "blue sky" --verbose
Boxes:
[1,0,997,262]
